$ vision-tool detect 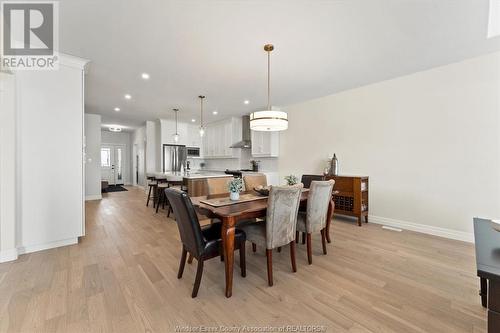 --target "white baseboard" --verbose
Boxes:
[85,194,102,201]
[0,248,19,263]
[369,215,474,243]
[17,237,79,255]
